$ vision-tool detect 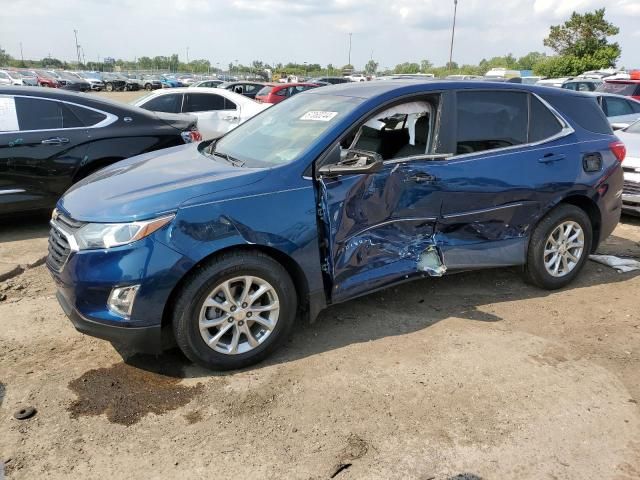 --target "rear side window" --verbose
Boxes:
[256,86,273,97]
[0,96,19,131]
[275,88,288,97]
[183,93,225,112]
[603,97,634,117]
[541,94,612,135]
[15,97,63,130]
[529,96,563,142]
[140,94,183,113]
[456,91,528,154]
[64,103,107,126]
[599,82,640,96]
